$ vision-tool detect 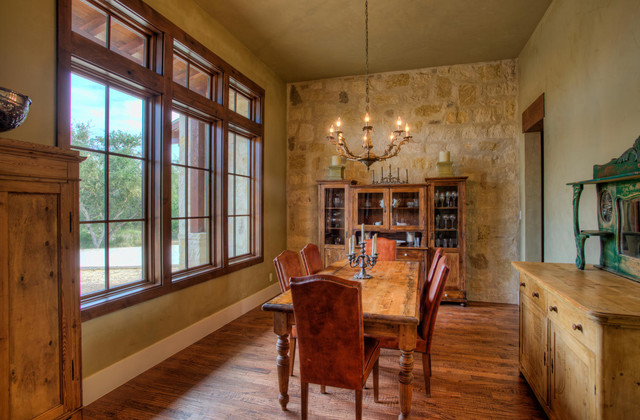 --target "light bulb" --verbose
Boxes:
[365,113,370,123]
[405,124,410,133]
[336,118,341,128]
[397,117,402,127]
[389,134,394,142]
[329,125,334,134]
